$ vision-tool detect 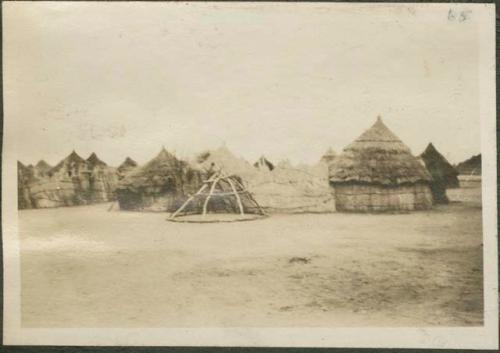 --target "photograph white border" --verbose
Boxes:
[2,2,498,349]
